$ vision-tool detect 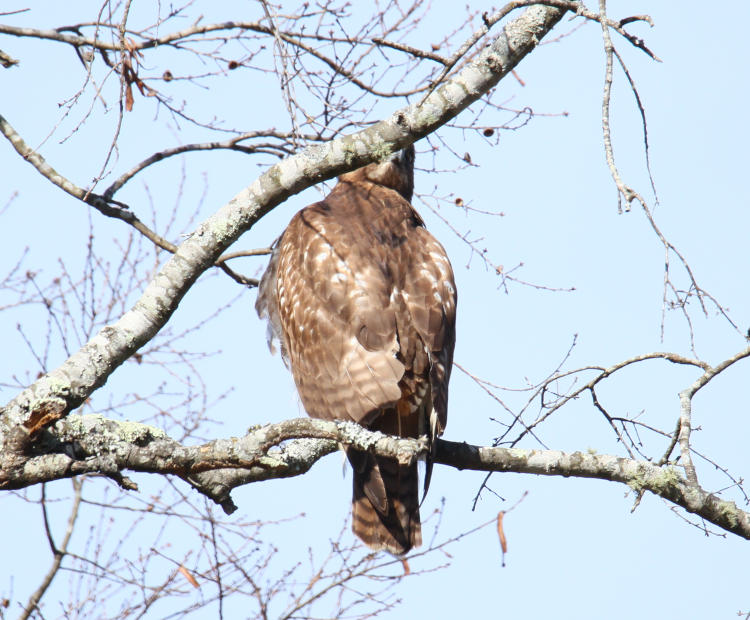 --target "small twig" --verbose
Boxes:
[206,500,225,620]
[0,112,176,252]
[20,479,83,620]
[658,418,681,466]
[612,47,658,204]
[590,385,635,458]
[497,351,709,448]
[598,0,637,211]
[217,247,272,262]
[102,134,305,200]
[0,112,259,287]
[371,37,447,64]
